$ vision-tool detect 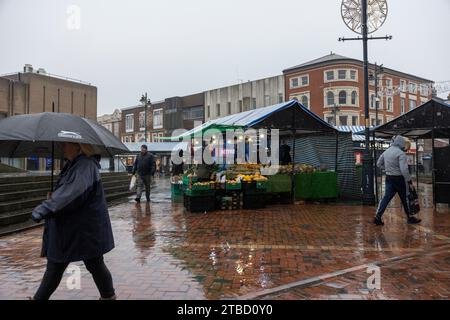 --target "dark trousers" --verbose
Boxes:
[136,174,151,200]
[34,256,115,300]
[376,175,411,218]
